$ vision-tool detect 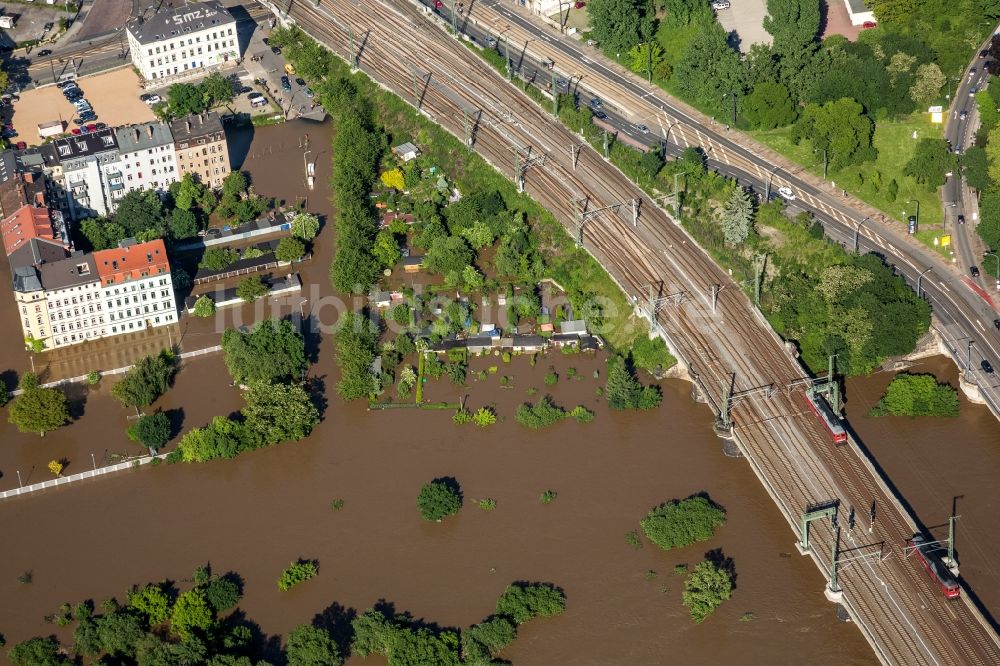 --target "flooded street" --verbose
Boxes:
[845,356,1000,629]
[0,121,893,663]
